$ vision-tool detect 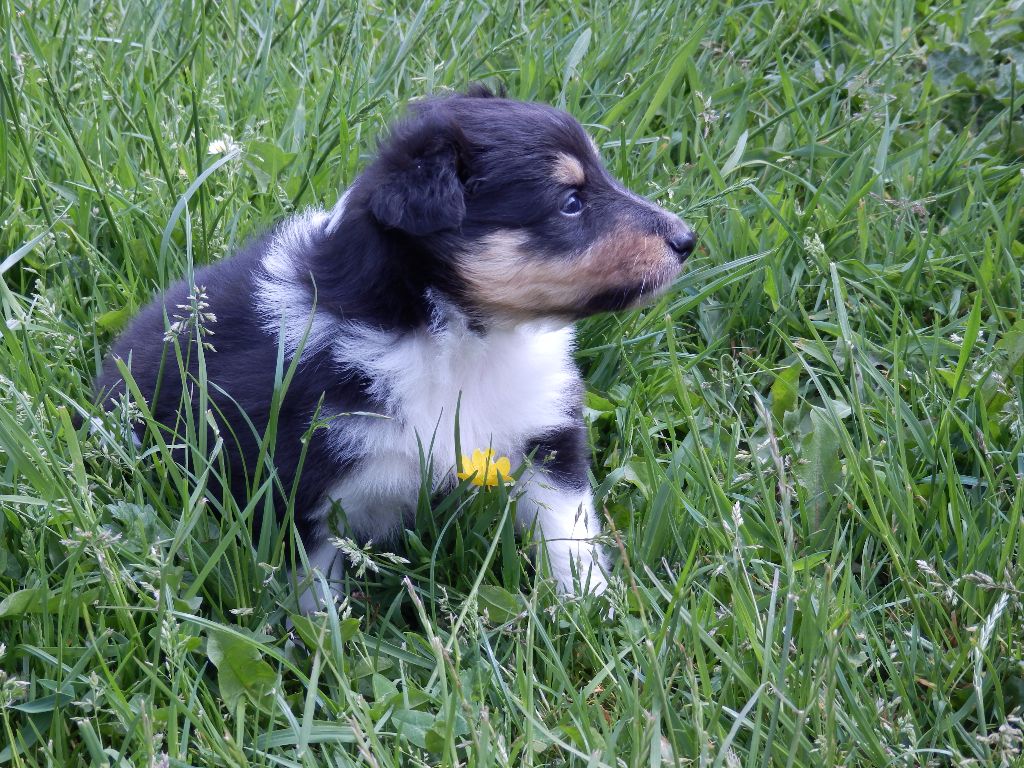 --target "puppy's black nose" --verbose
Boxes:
[667,228,697,261]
